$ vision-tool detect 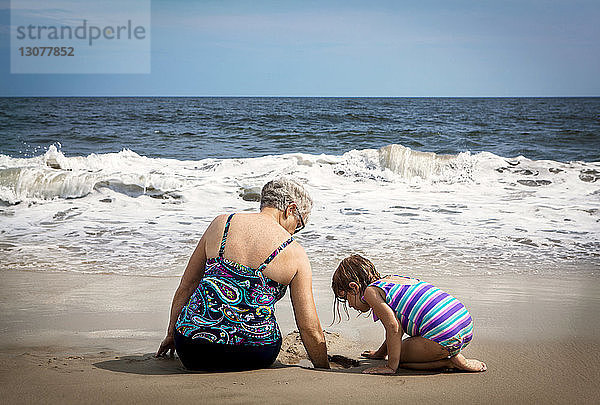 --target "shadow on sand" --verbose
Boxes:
[94,353,444,377]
